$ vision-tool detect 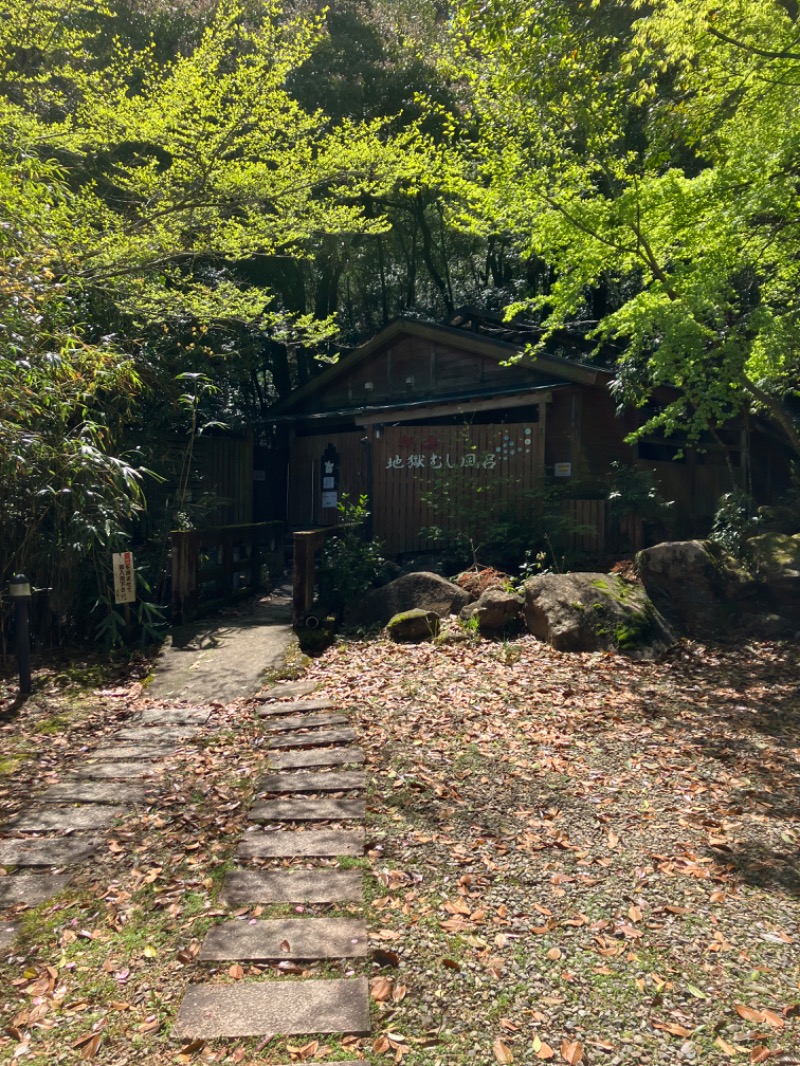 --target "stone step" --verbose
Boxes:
[91,745,173,761]
[249,798,365,823]
[4,806,125,833]
[255,681,320,701]
[39,781,152,805]
[0,923,17,950]
[69,761,160,781]
[268,747,364,771]
[115,727,199,743]
[256,698,333,716]
[237,829,363,860]
[268,728,356,751]
[220,869,362,906]
[199,917,368,960]
[261,713,348,732]
[137,708,211,725]
[0,873,71,908]
[173,976,369,1039]
[0,837,99,867]
[257,772,366,795]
